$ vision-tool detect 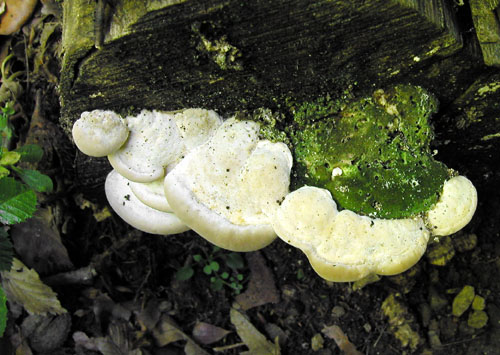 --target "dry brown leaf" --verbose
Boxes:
[1,258,66,315]
[11,212,73,275]
[322,325,362,355]
[192,321,231,345]
[230,307,280,355]
[234,252,279,310]
[152,314,209,355]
